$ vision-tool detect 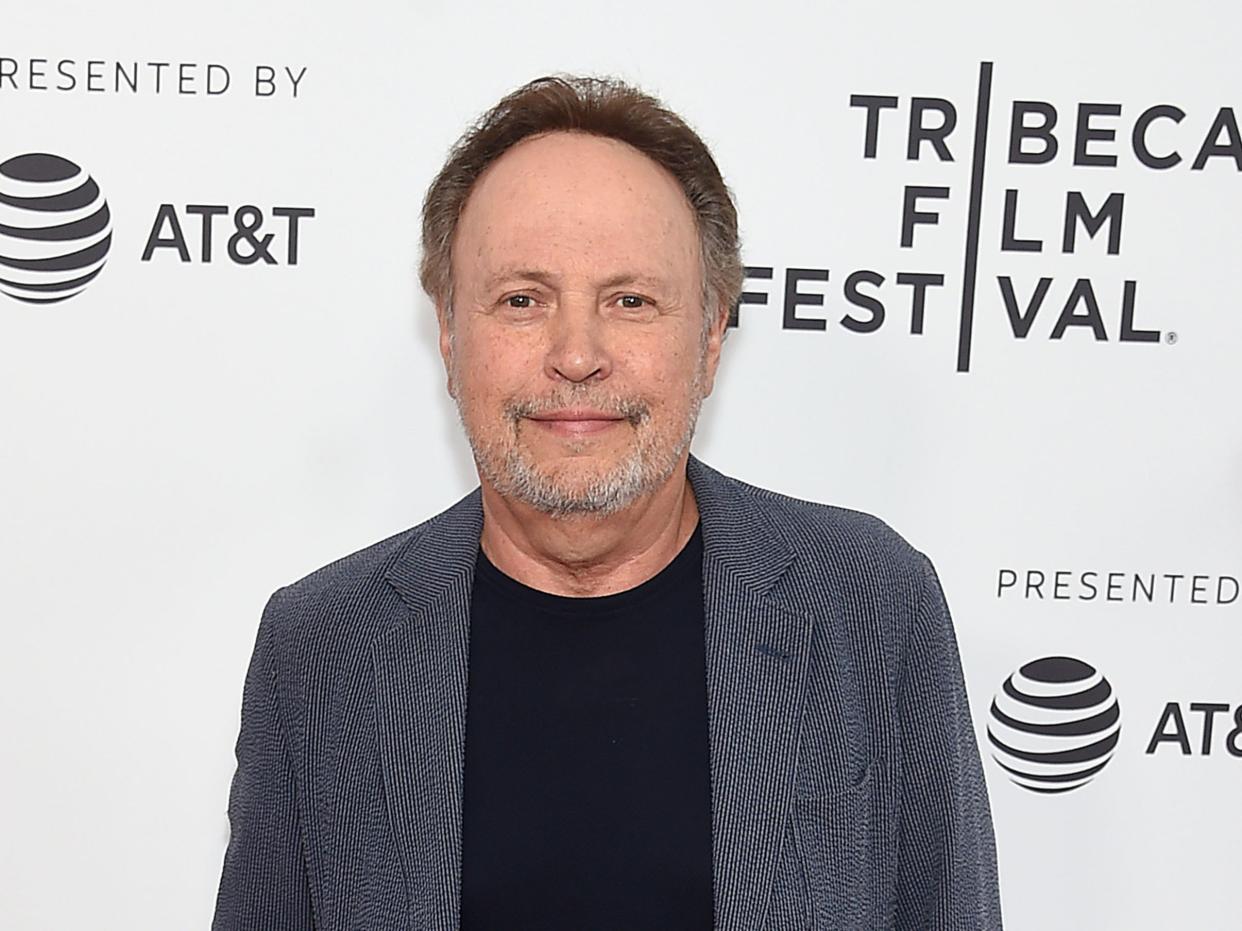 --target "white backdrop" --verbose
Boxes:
[3,1,1239,928]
